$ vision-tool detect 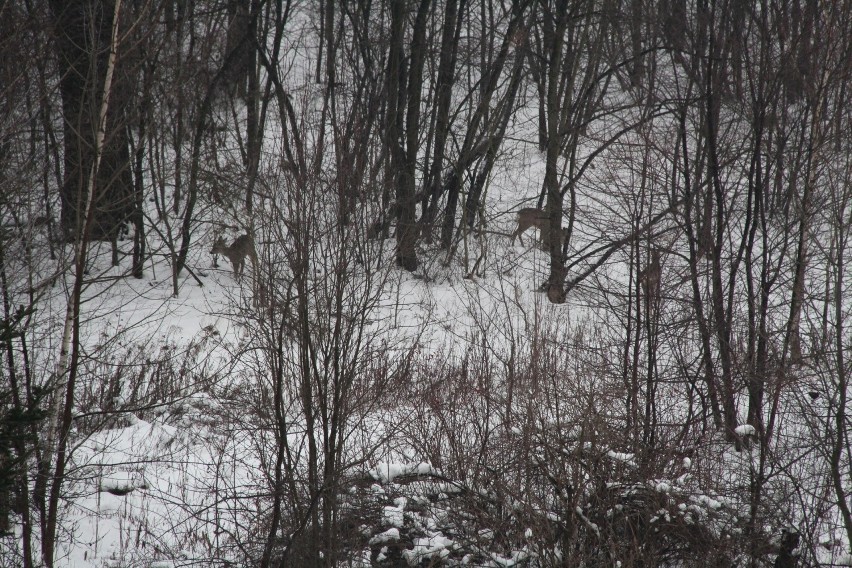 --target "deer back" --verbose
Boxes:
[514,208,567,248]
[231,234,256,257]
[517,208,549,233]
[211,234,256,276]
